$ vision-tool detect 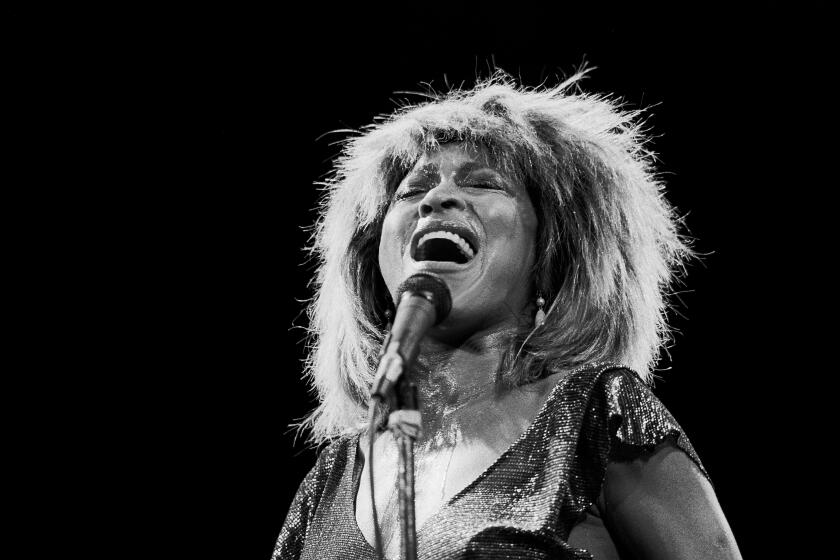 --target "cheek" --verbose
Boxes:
[486,203,538,265]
